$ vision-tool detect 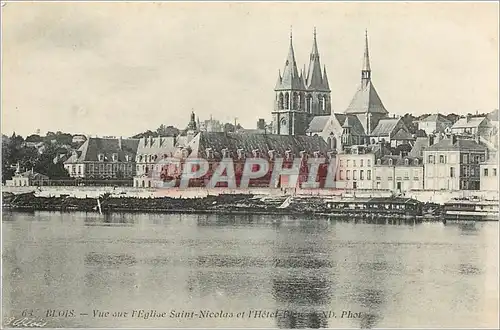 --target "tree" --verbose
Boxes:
[26,134,43,142]
[223,123,235,133]
[444,113,460,124]
[156,125,180,137]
